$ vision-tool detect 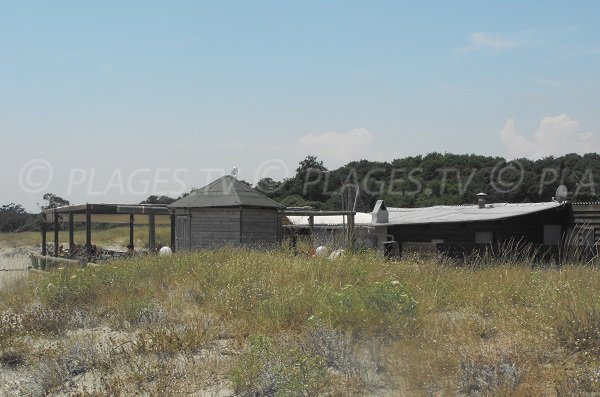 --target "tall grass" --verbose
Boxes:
[20,249,416,337]
[2,249,600,395]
